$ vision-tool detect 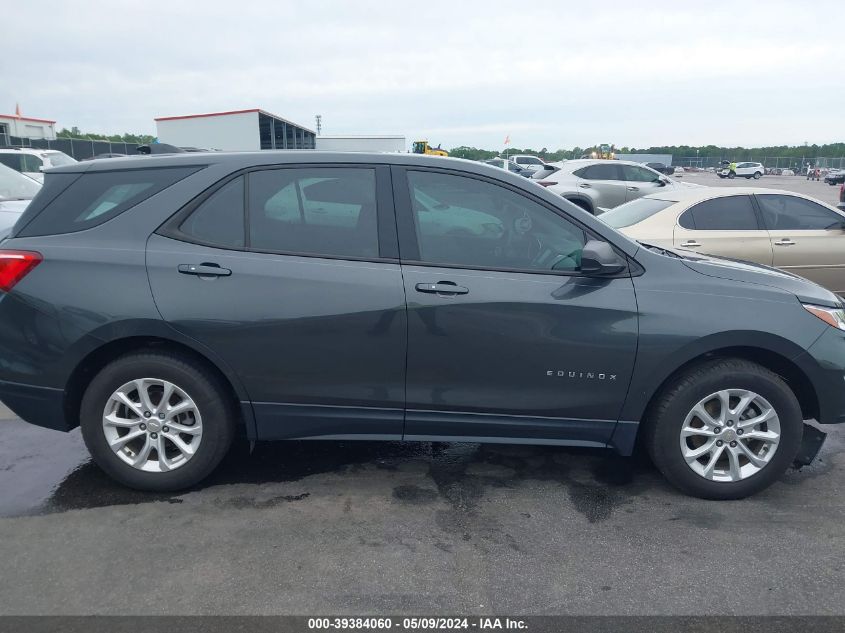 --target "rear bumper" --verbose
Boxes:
[0,379,69,431]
